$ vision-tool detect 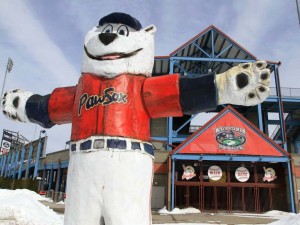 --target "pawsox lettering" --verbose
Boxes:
[78,87,127,115]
